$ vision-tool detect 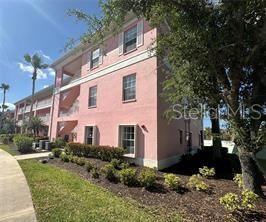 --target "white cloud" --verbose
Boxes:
[37,50,52,61]
[47,67,55,76]
[4,103,15,110]
[43,85,49,89]
[18,62,47,79]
